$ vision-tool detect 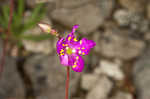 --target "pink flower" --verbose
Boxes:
[56,25,96,72]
